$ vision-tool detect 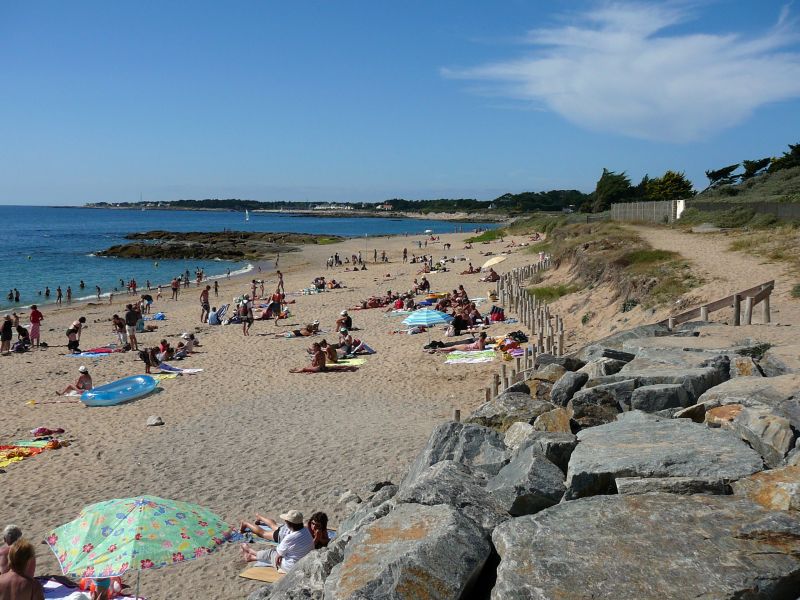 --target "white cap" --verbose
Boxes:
[340,310,348,316]
[79,365,88,373]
